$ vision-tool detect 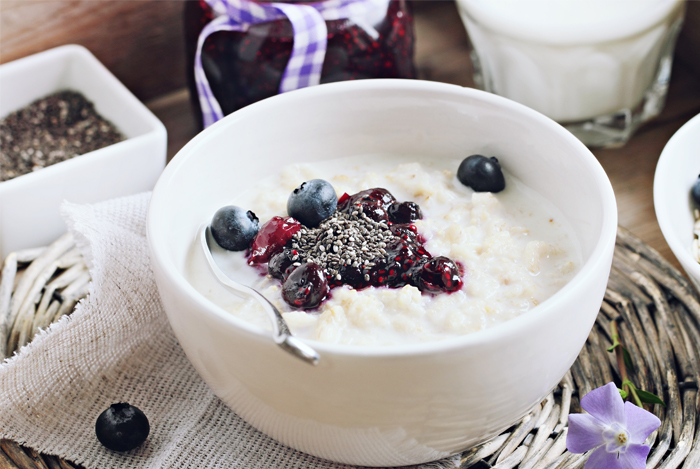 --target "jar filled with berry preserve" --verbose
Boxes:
[184,0,416,129]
